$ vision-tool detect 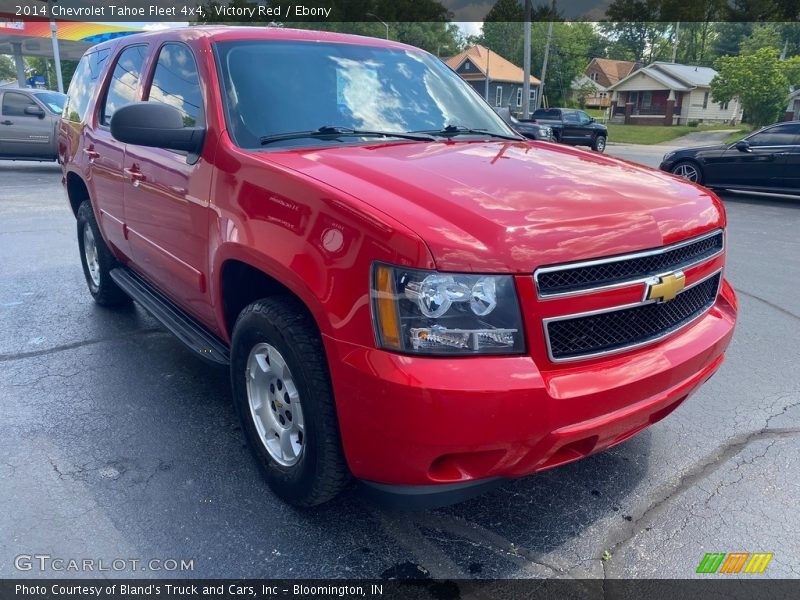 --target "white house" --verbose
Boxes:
[608,62,744,126]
